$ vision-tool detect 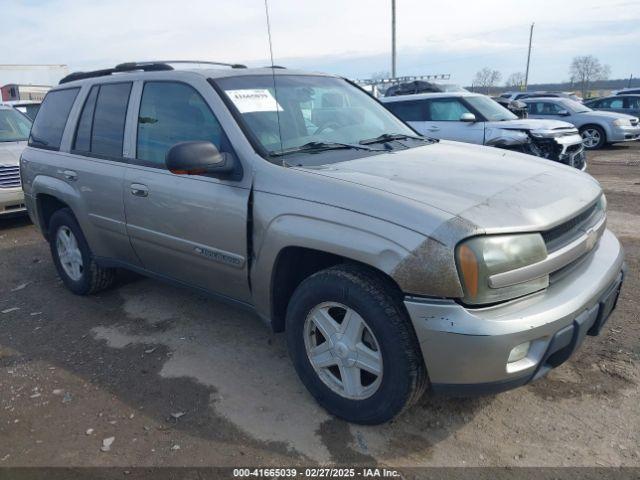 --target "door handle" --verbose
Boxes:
[62,170,78,181]
[130,183,149,197]
[427,126,440,132]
